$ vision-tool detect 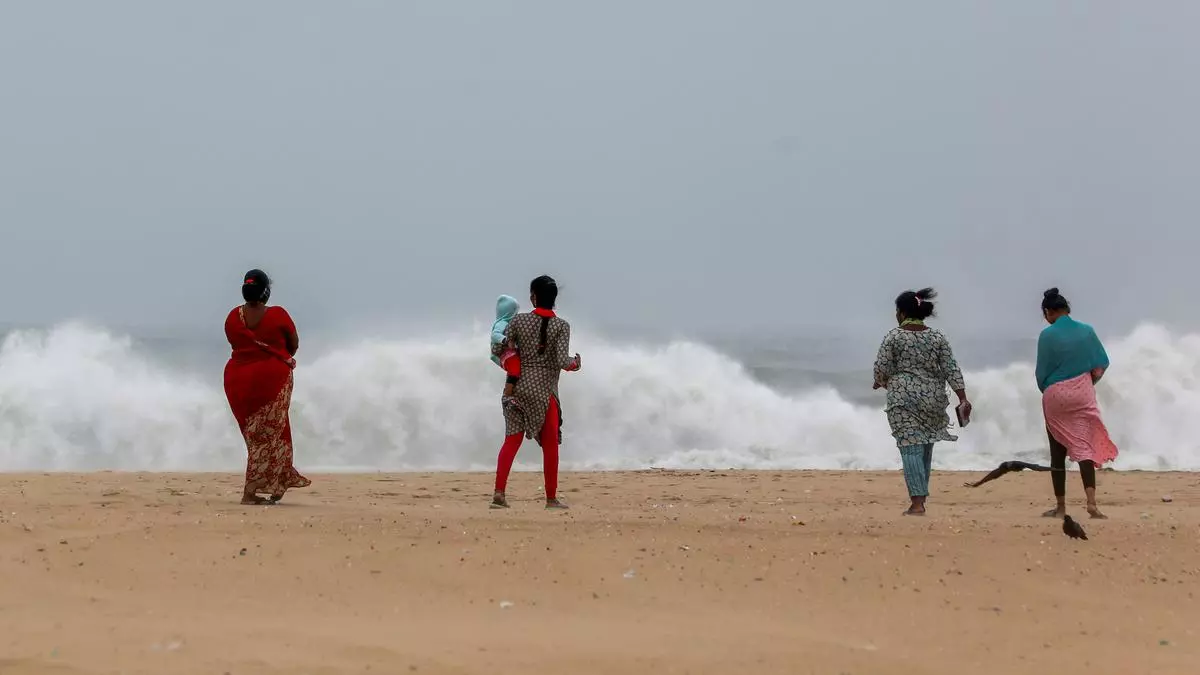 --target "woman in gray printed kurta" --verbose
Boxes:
[873,288,971,516]
[491,275,581,510]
